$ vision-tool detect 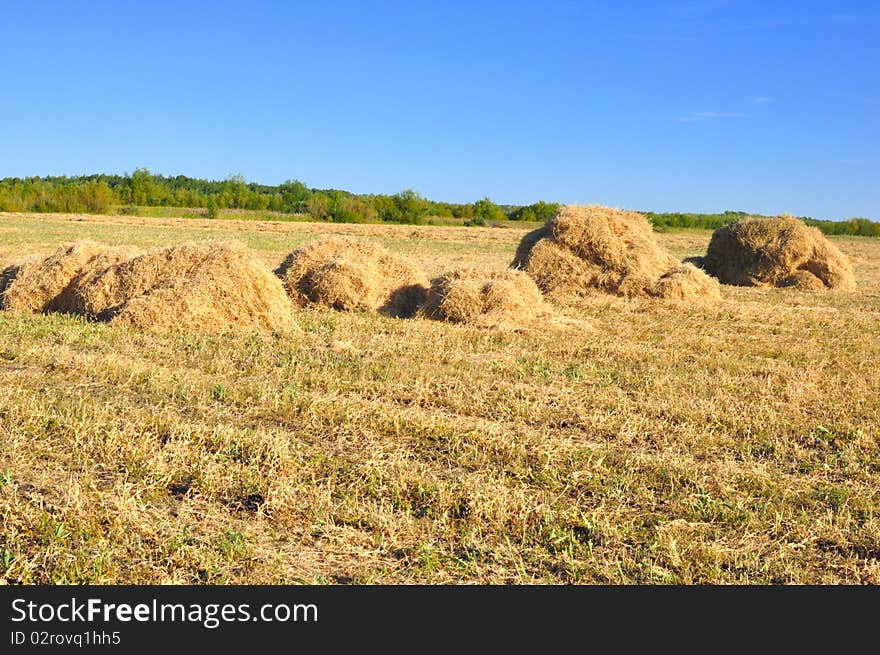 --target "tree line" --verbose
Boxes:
[644,211,880,237]
[0,170,877,236]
